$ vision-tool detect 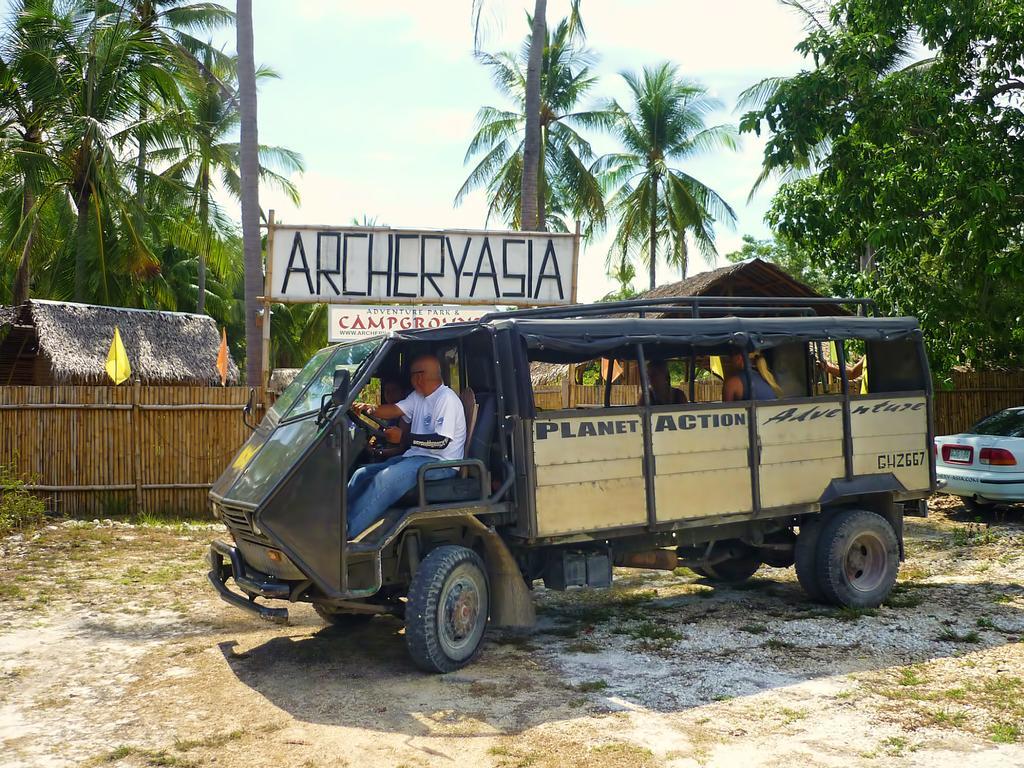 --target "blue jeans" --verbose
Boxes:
[346,454,457,538]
